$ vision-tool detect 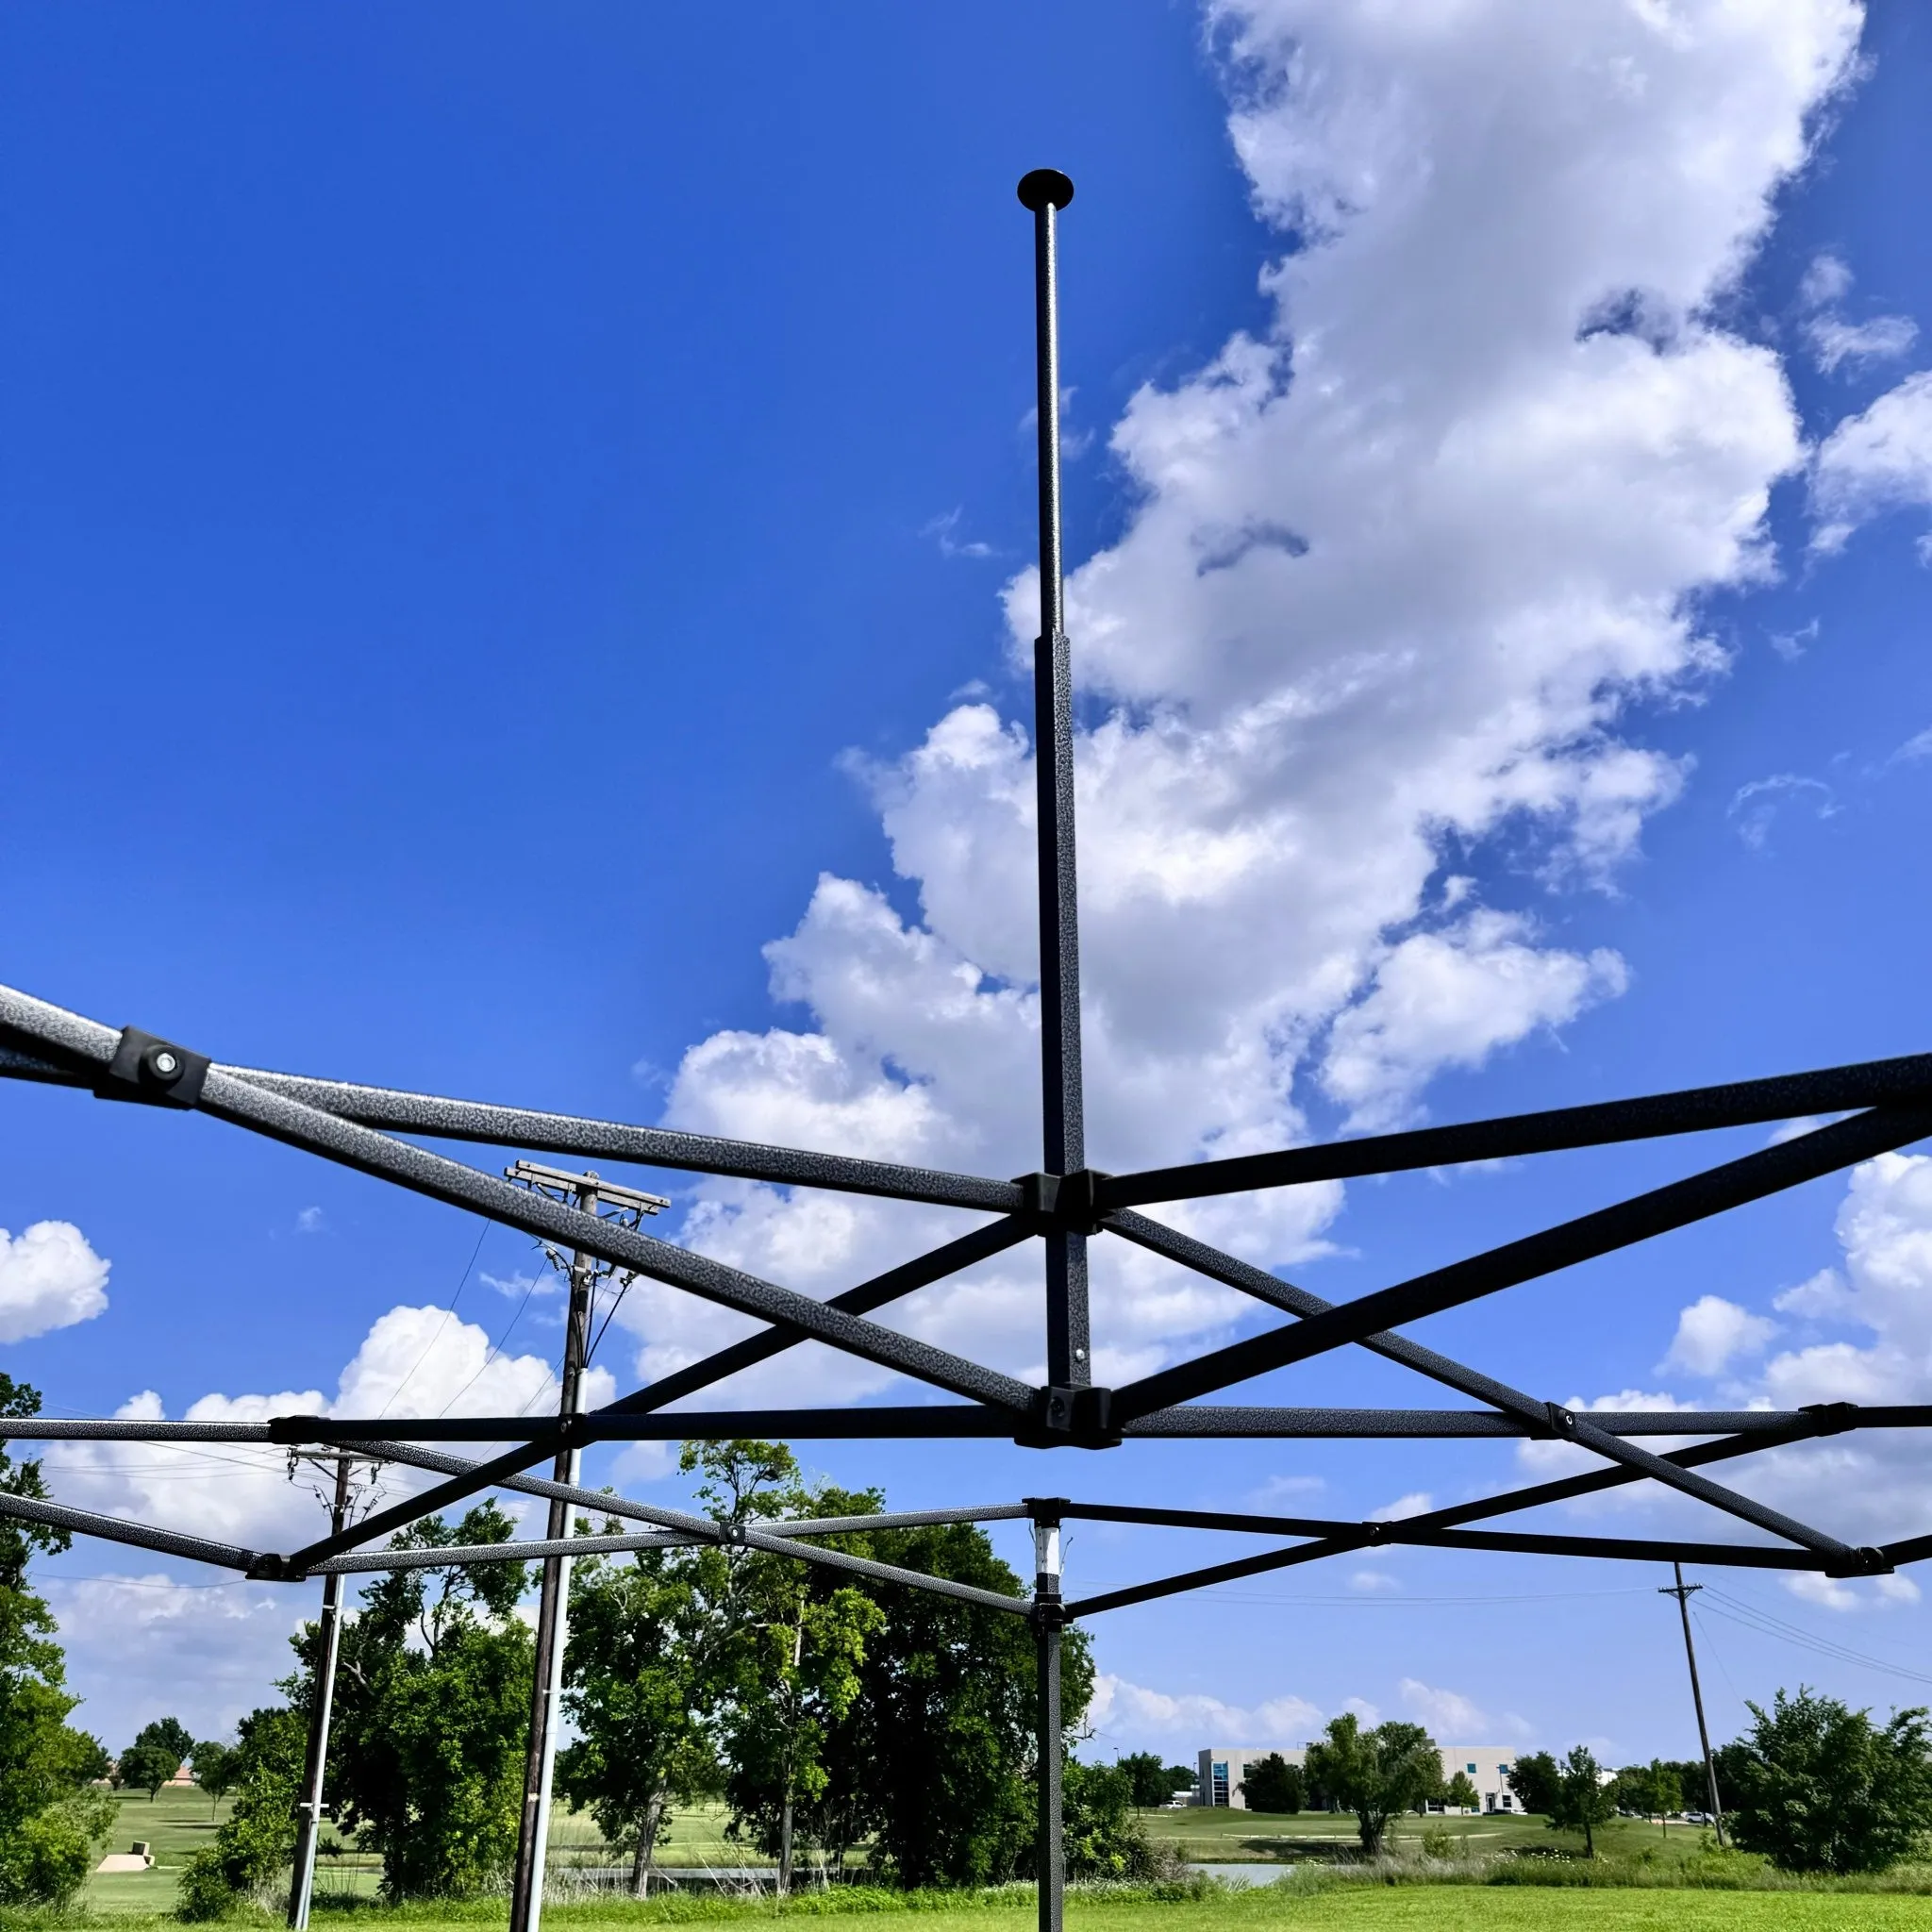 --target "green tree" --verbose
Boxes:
[1,1373,72,1590]
[320,1503,534,1899]
[1546,1745,1617,1856]
[135,1716,195,1772]
[1442,1770,1479,1811]
[876,1521,1090,1888]
[192,1739,239,1816]
[1726,1687,1932,1874]
[1240,1753,1305,1814]
[558,1540,721,1895]
[0,1582,115,1906]
[71,1734,111,1785]
[0,1376,113,1907]
[1303,1714,1443,1855]
[1507,1749,1561,1816]
[1115,1750,1183,1808]
[119,1740,177,1800]
[690,1445,886,1894]
[1613,1759,1681,1833]
[1061,1759,1158,1879]
[662,1446,1087,1890]
[175,1705,308,1920]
